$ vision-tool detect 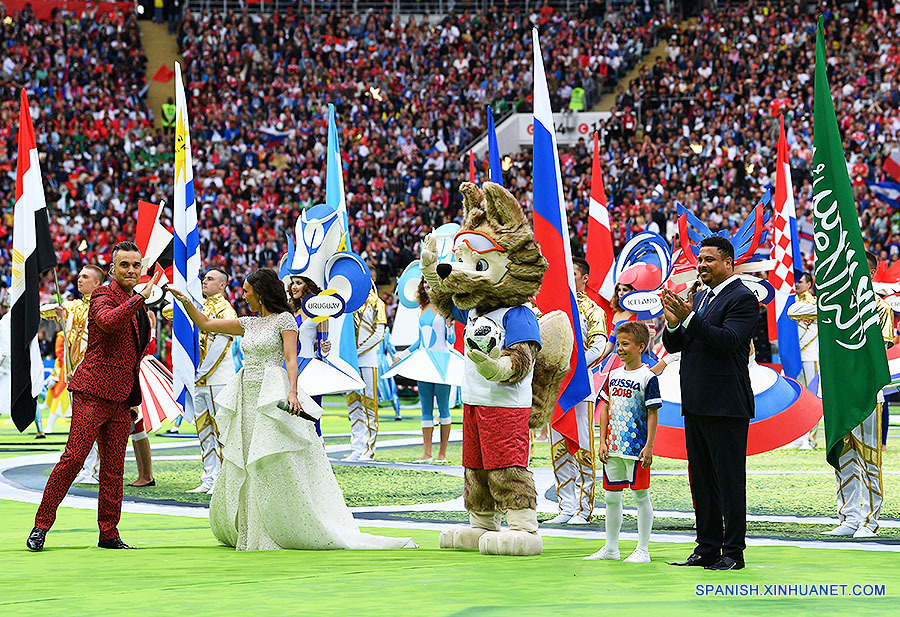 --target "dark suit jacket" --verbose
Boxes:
[69,280,150,406]
[662,277,759,418]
